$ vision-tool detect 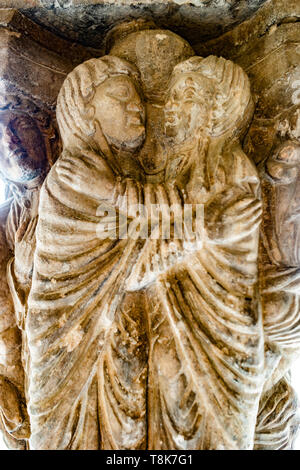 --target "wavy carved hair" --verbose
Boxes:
[56,55,141,148]
[169,55,254,139]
